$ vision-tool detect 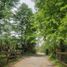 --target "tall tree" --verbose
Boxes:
[14,3,36,53]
